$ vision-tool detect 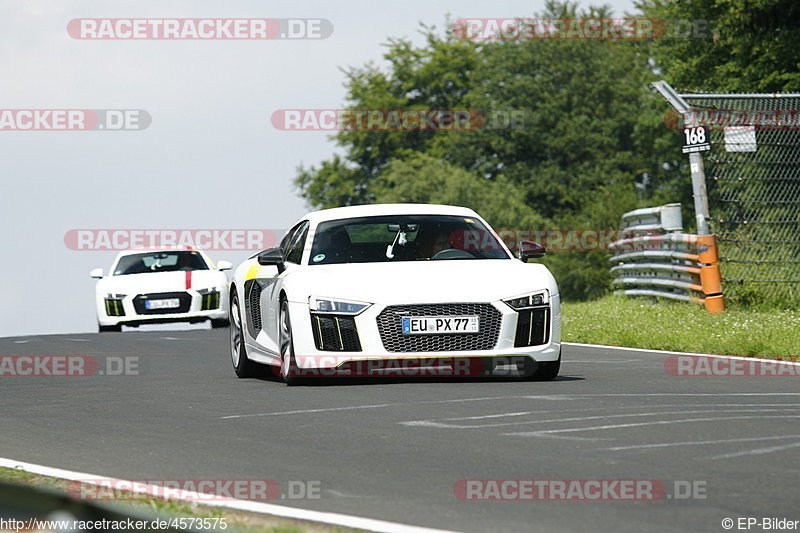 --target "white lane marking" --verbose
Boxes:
[402,408,800,430]
[13,340,30,344]
[223,395,554,419]
[526,434,611,442]
[563,342,800,365]
[708,441,800,459]
[223,404,395,419]
[601,434,800,452]
[435,412,531,421]
[0,457,456,533]
[67,338,91,342]
[504,415,800,437]
[565,359,643,363]
[225,394,800,420]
